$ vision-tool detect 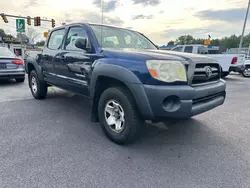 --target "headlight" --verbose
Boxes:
[146,60,187,82]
